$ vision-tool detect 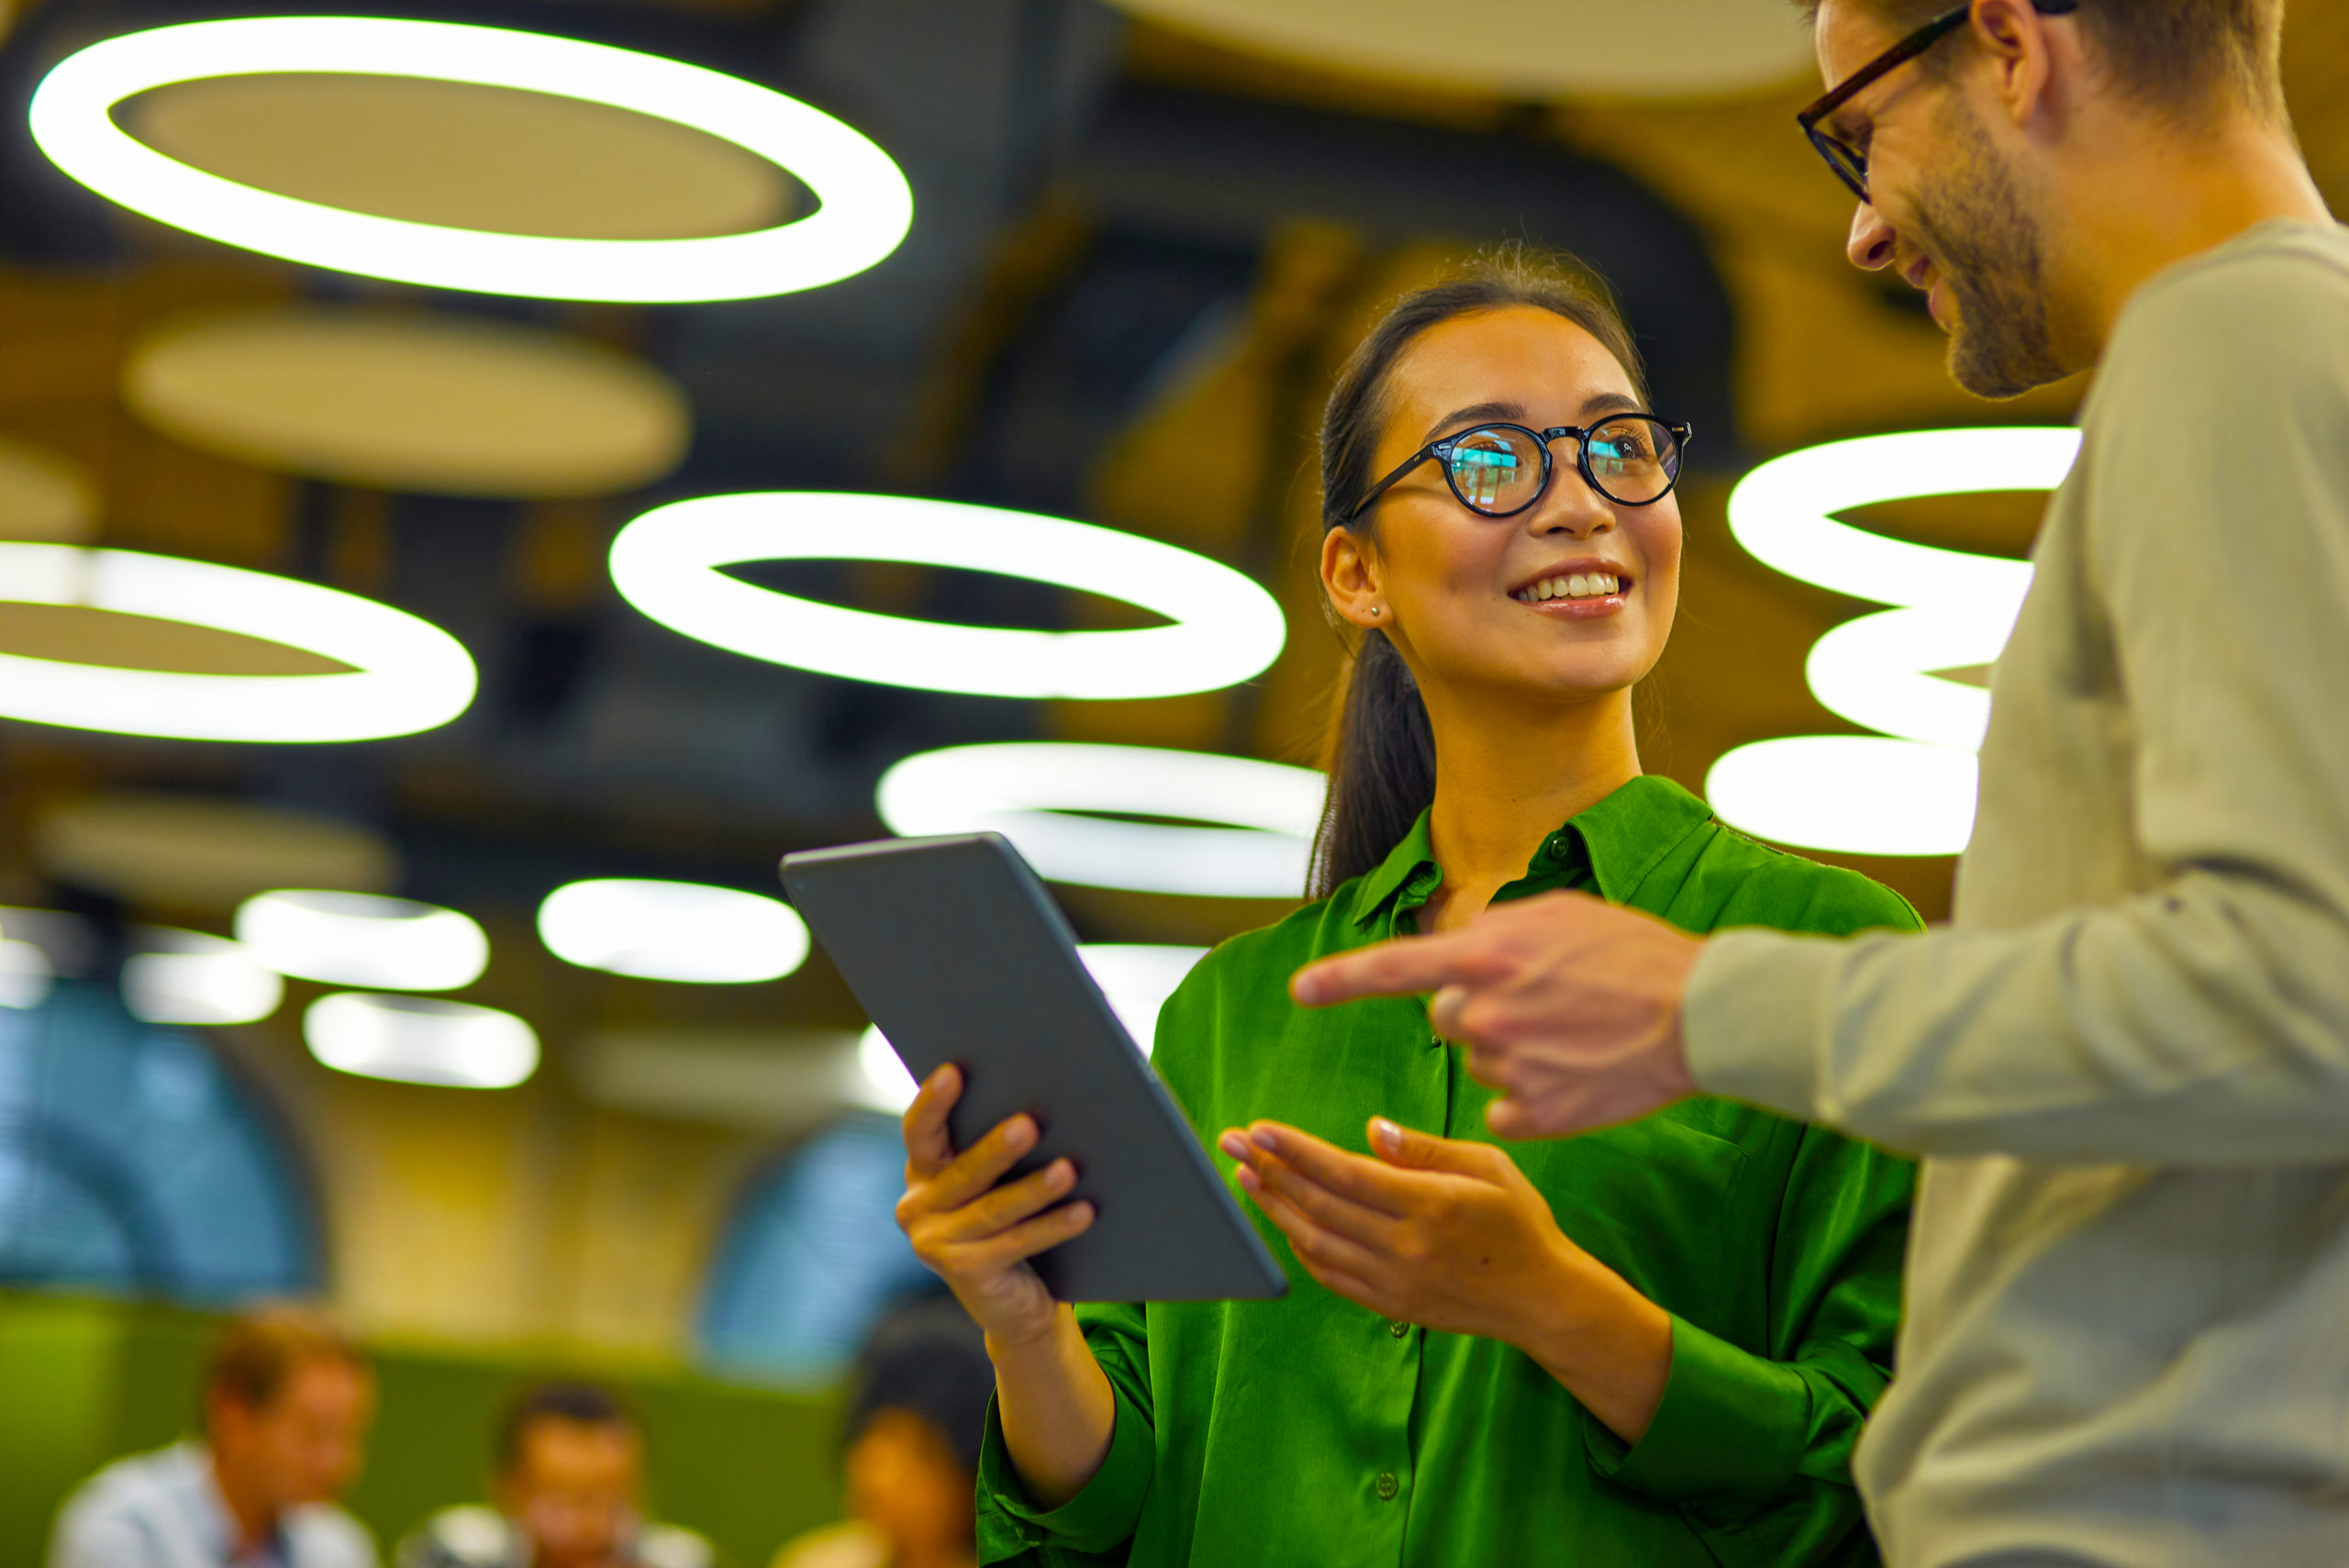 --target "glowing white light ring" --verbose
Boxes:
[1727,428,2075,607]
[305,992,538,1088]
[237,890,489,991]
[856,942,1209,1110]
[123,928,283,1026]
[1706,737,1979,858]
[538,878,810,984]
[29,17,912,303]
[1805,605,2020,752]
[877,742,1325,897]
[611,494,1288,700]
[0,544,475,742]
